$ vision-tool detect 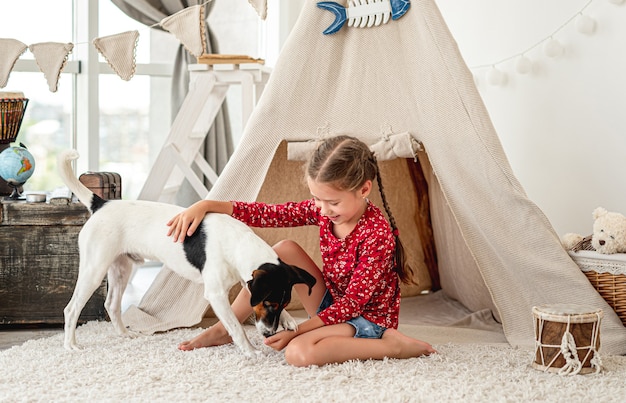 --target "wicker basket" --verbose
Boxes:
[569,250,626,326]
